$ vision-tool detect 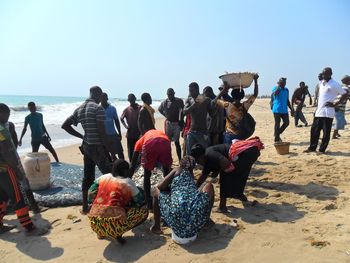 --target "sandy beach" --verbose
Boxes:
[1,98,350,263]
